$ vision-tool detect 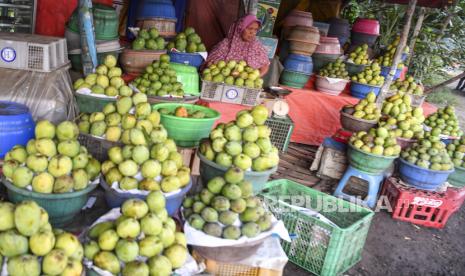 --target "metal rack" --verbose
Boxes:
[0,0,36,33]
